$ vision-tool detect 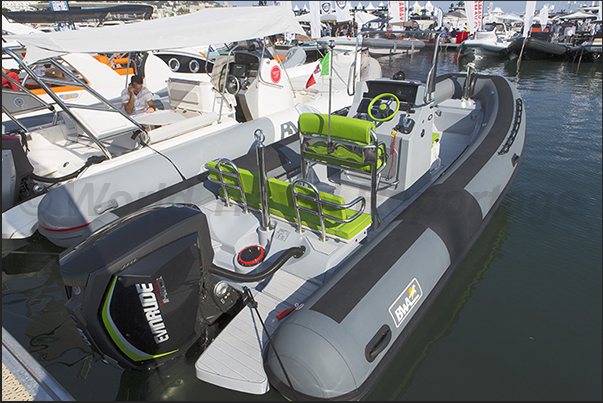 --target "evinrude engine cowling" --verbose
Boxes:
[59,204,215,370]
